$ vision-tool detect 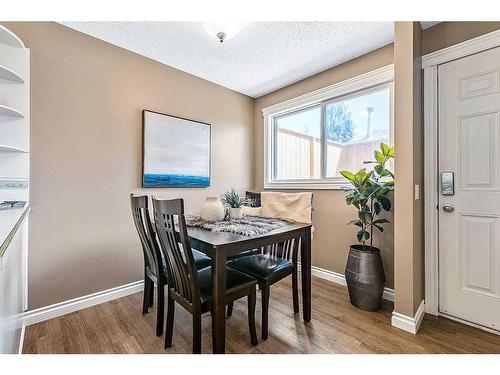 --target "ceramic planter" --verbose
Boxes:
[229,207,243,219]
